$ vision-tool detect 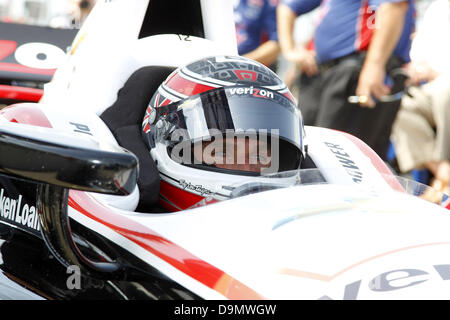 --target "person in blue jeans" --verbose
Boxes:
[277,0,415,160]
[234,0,280,68]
